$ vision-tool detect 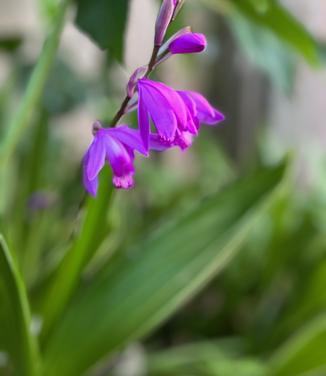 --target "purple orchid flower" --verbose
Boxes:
[83,123,147,195]
[137,78,196,151]
[150,90,225,151]
[168,33,207,54]
[137,78,224,151]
